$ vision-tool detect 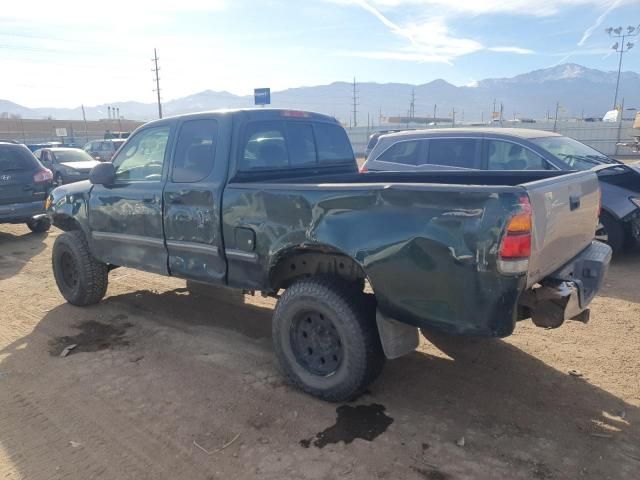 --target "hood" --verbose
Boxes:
[60,160,100,171]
